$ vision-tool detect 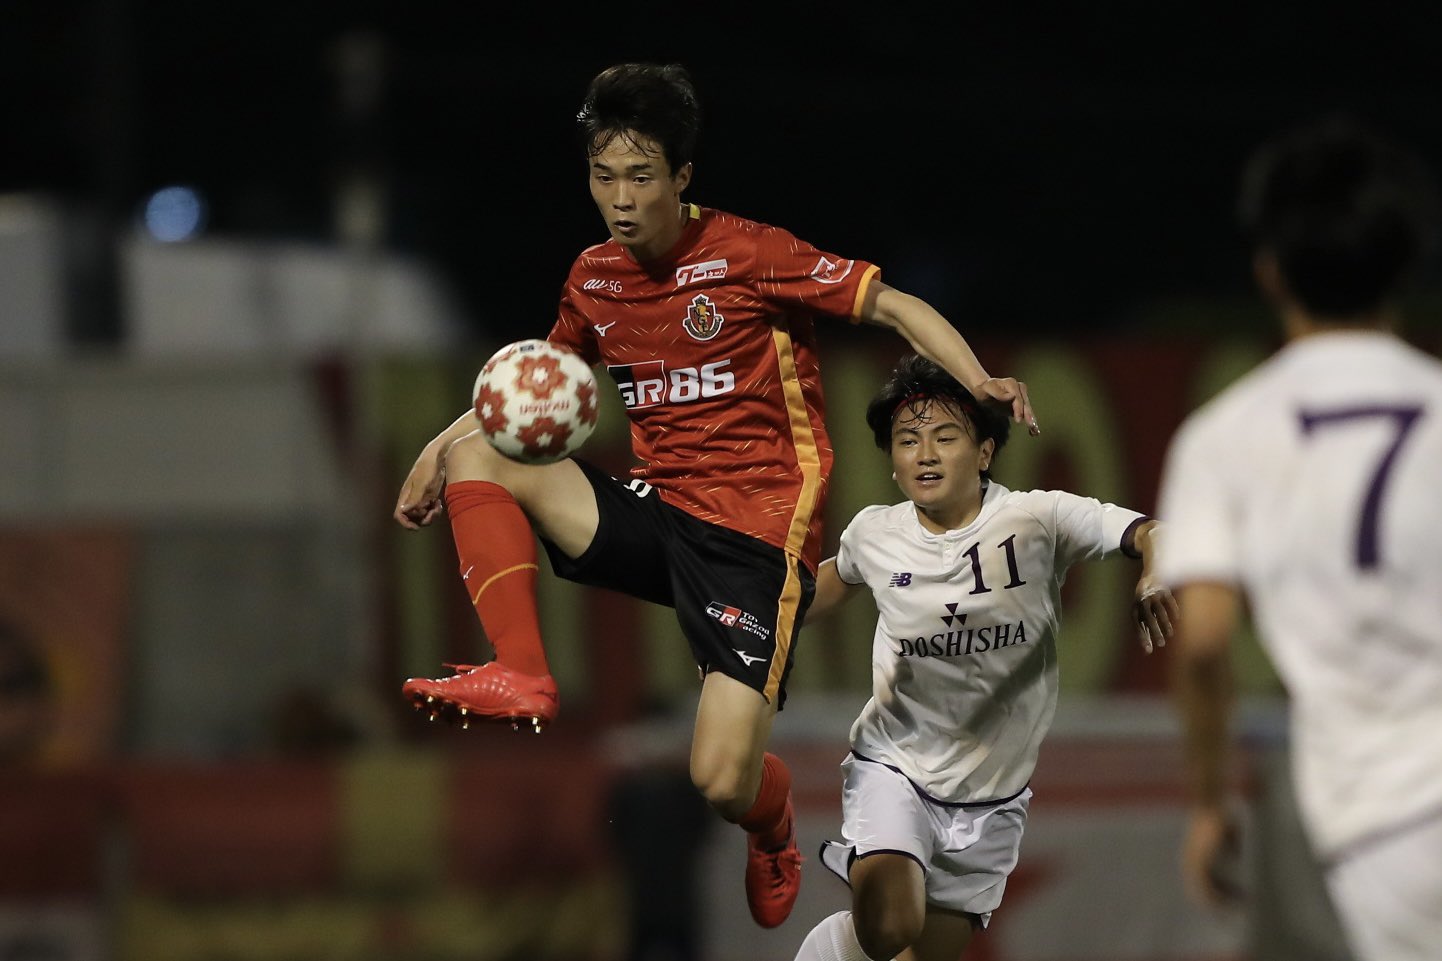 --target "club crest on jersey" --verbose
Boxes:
[683,294,724,341]
[810,256,856,285]
[676,258,728,286]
